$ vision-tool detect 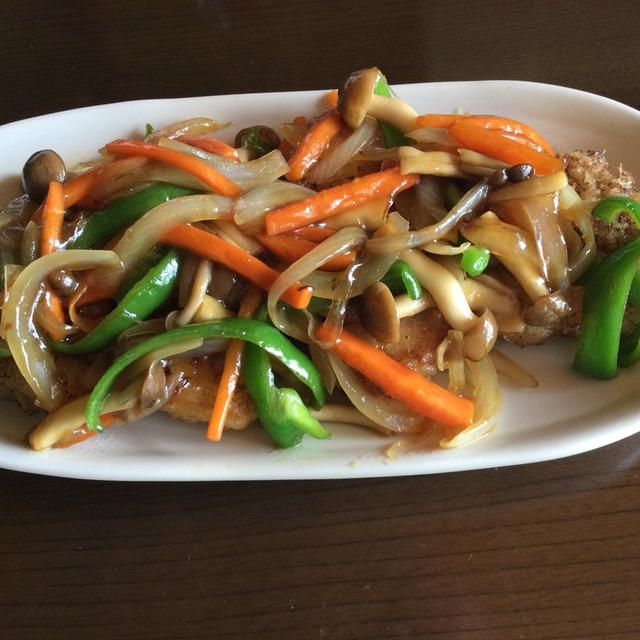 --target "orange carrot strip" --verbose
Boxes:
[448,120,563,175]
[105,139,242,197]
[54,414,117,449]
[39,287,68,341]
[416,113,555,156]
[256,233,355,271]
[315,323,474,428]
[464,115,555,155]
[265,167,419,236]
[285,111,344,181]
[326,89,338,108]
[160,224,312,309]
[206,287,262,441]
[41,182,65,255]
[176,135,239,160]
[292,226,336,242]
[63,167,103,207]
[39,182,69,340]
